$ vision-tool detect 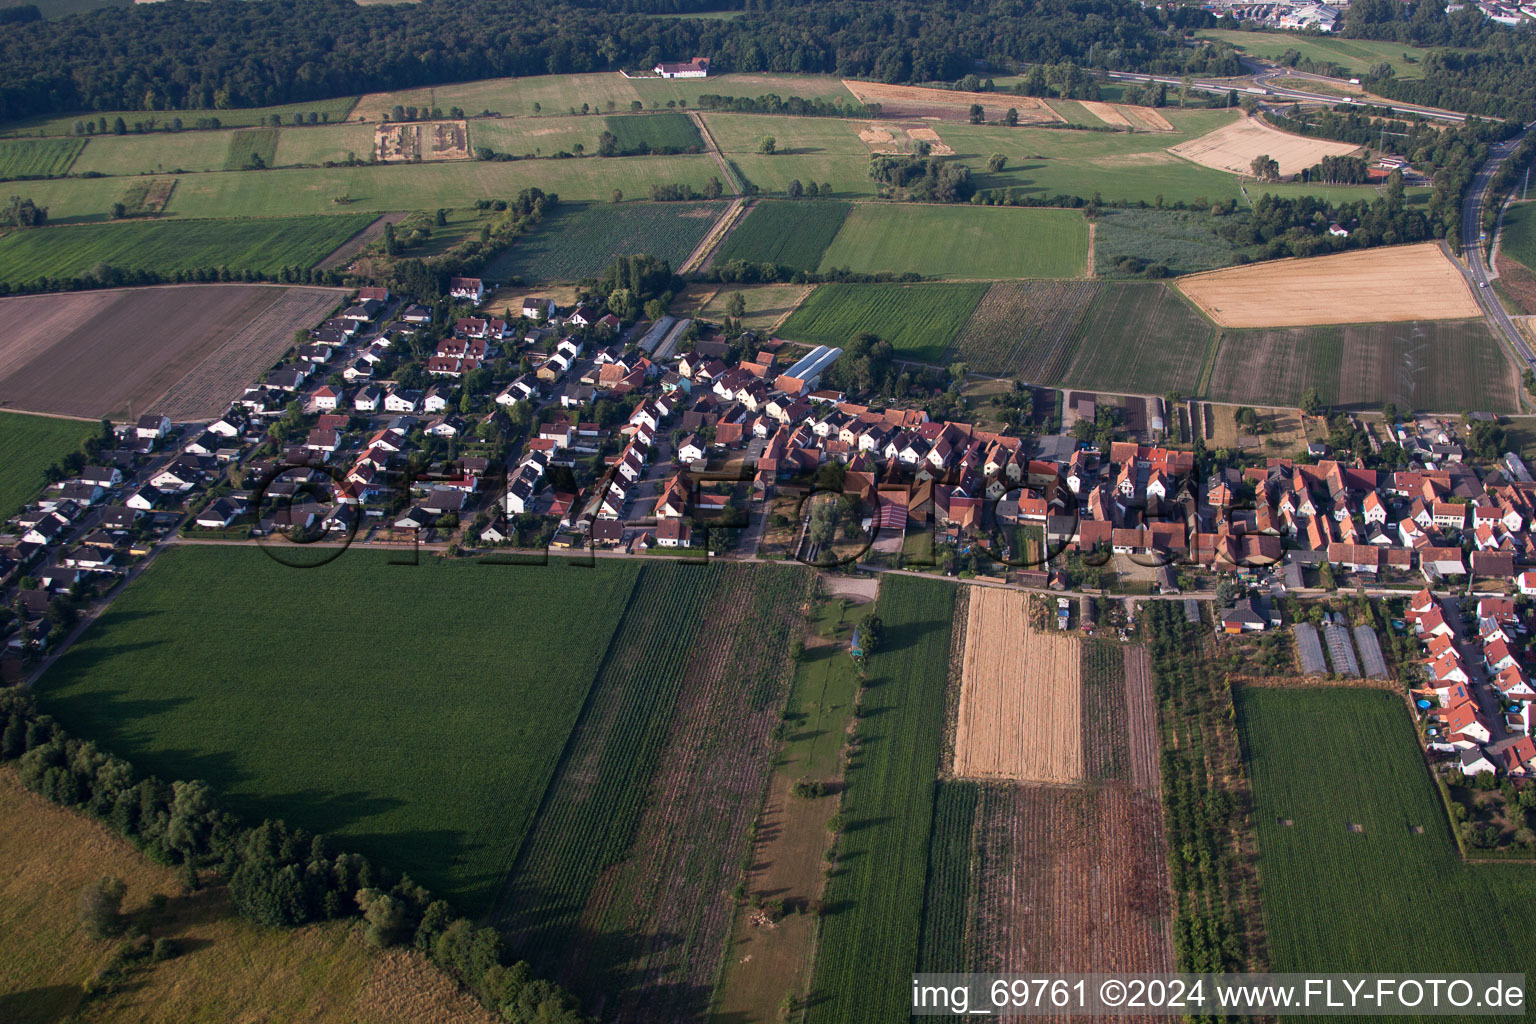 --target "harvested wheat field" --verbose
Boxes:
[954,588,1083,783]
[1078,100,1131,128]
[1167,114,1359,176]
[1177,242,1481,327]
[841,81,1062,125]
[907,126,955,155]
